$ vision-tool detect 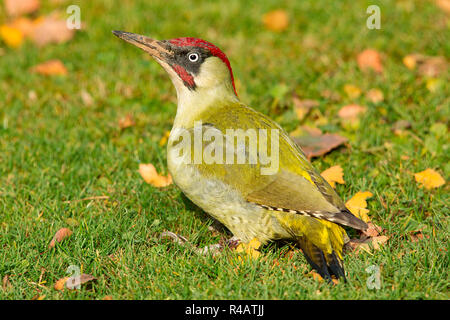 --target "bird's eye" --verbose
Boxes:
[188,52,199,62]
